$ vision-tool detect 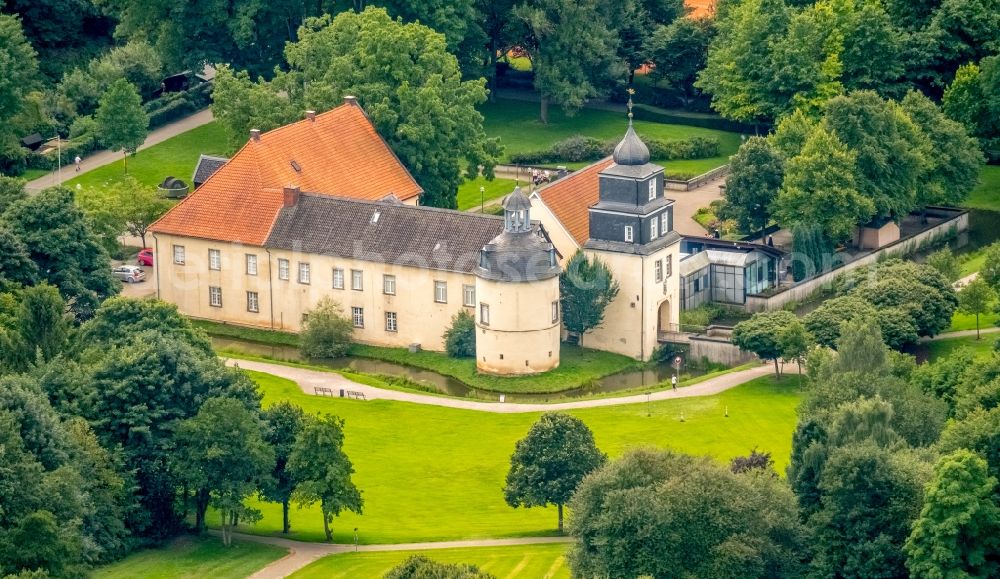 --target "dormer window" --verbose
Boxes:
[625,225,634,242]
[648,179,656,201]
